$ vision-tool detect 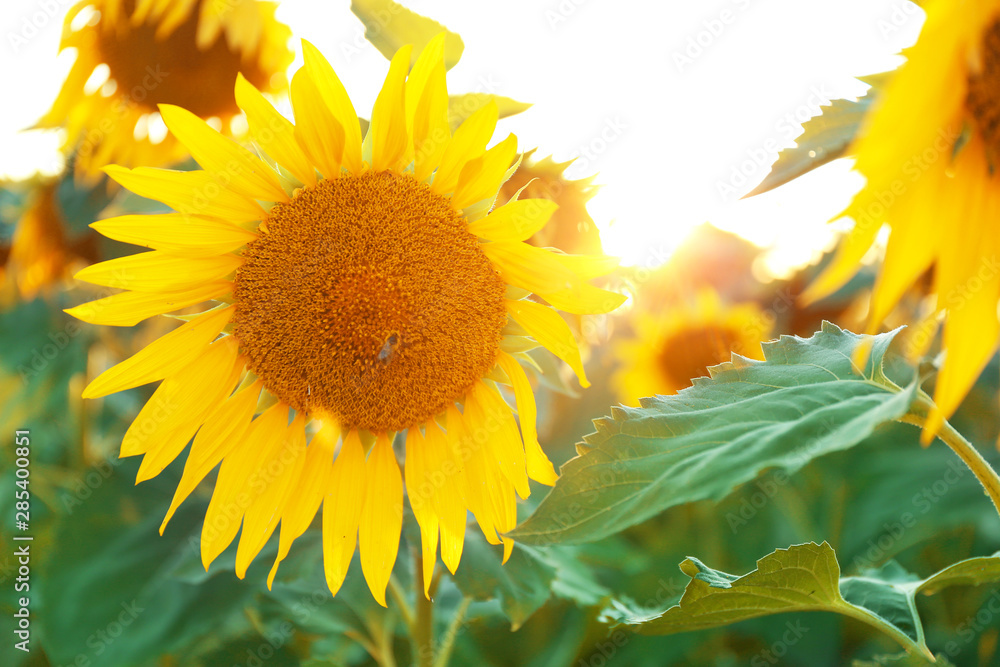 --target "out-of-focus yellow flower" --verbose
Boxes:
[803,0,1000,438]
[38,0,293,178]
[613,289,771,405]
[69,37,624,604]
[499,151,603,256]
[2,181,96,304]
